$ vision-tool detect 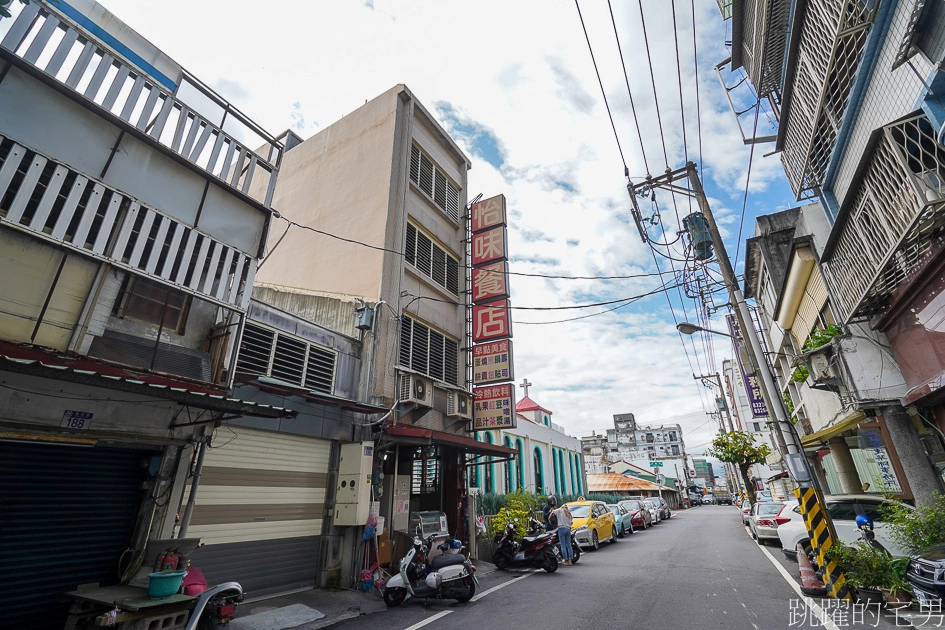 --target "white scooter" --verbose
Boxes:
[382,529,479,607]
